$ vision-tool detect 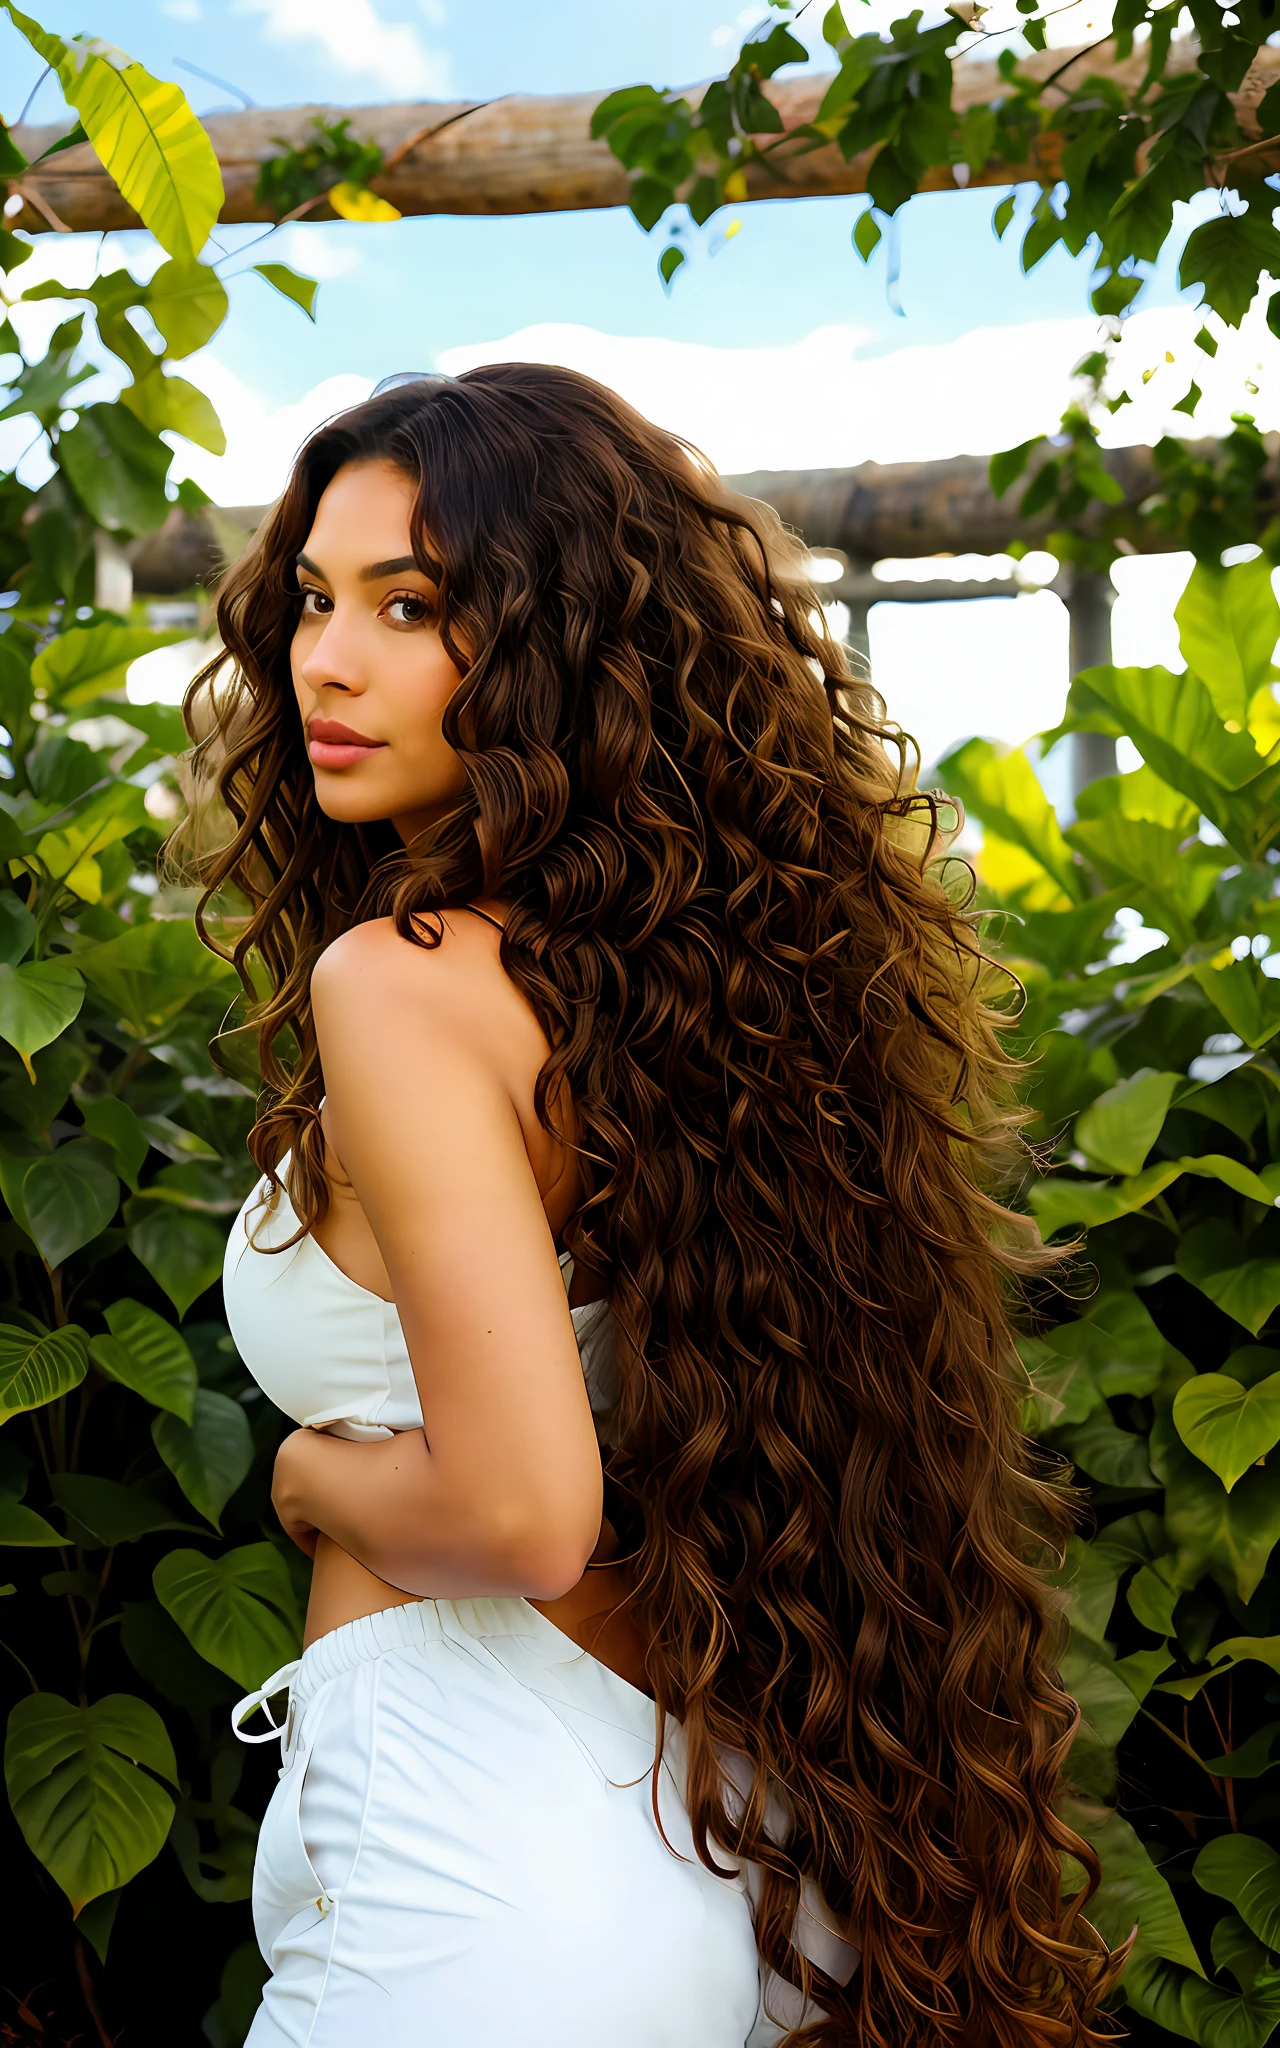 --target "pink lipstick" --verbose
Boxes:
[307,717,388,771]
